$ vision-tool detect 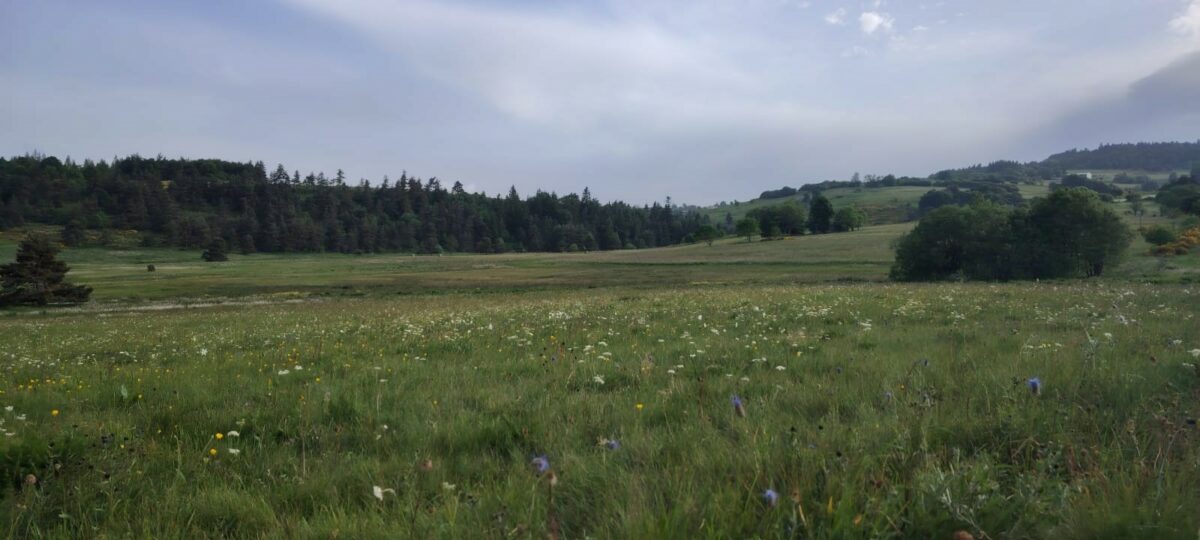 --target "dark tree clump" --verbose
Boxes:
[807,194,834,234]
[0,235,92,306]
[891,188,1132,281]
[201,240,228,262]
